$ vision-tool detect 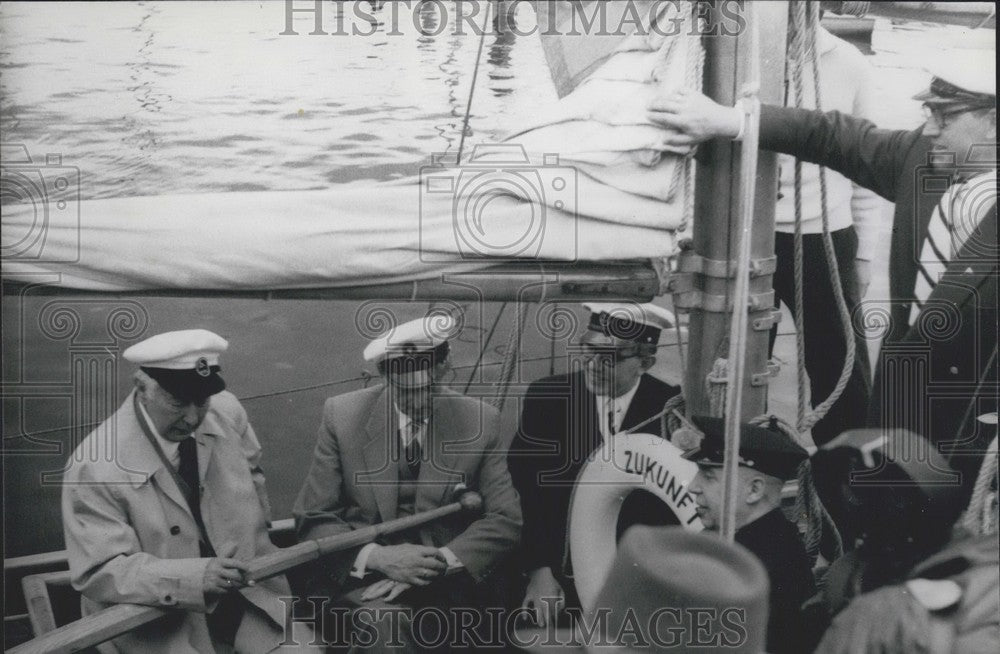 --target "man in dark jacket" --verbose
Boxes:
[648,52,997,504]
[508,302,680,627]
[810,428,998,654]
[684,416,816,654]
